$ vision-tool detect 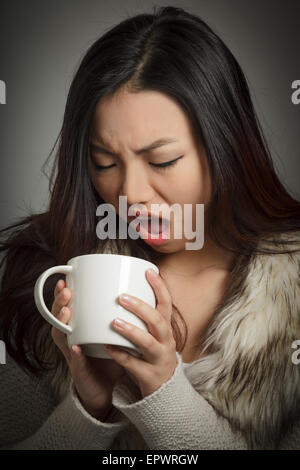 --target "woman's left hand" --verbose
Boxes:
[104,268,178,399]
